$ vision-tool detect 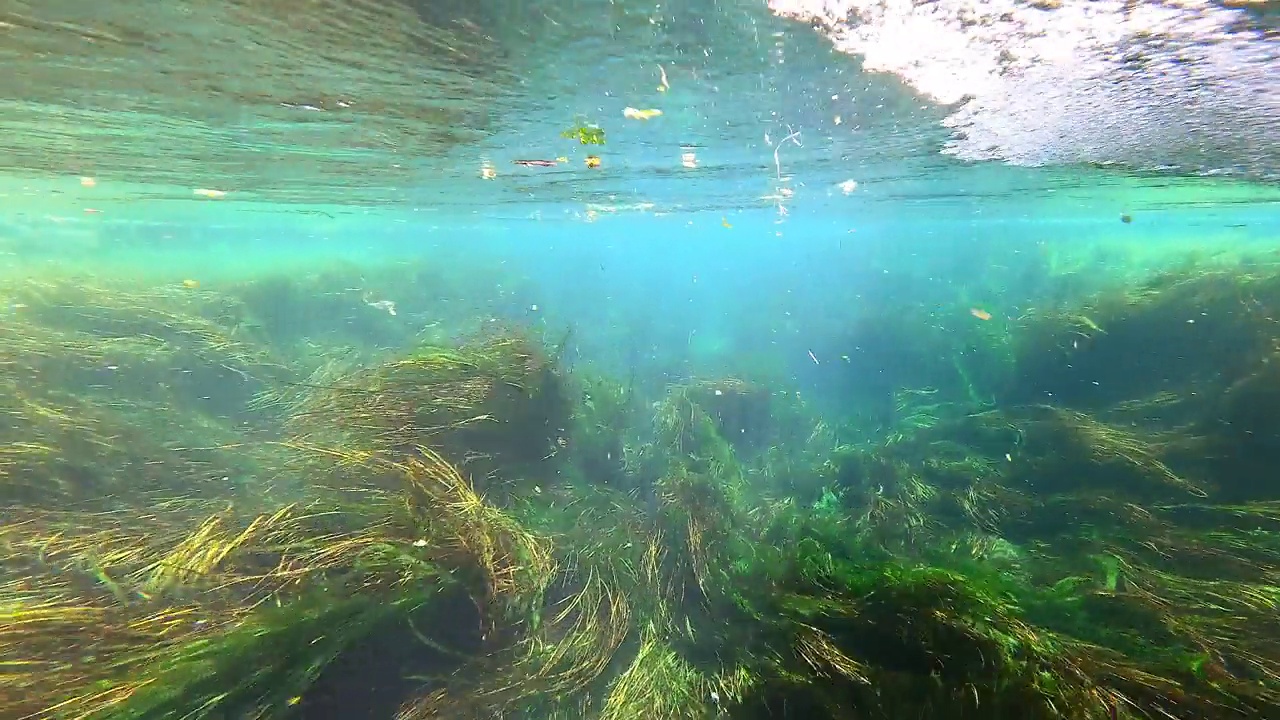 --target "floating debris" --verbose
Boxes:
[561,121,606,145]
[193,188,227,199]
[772,128,802,180]
[584,201,654,214]
[514,160,559,168]
[585,155,601,169]
[623,107,663,120]
[362,292,397,316]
